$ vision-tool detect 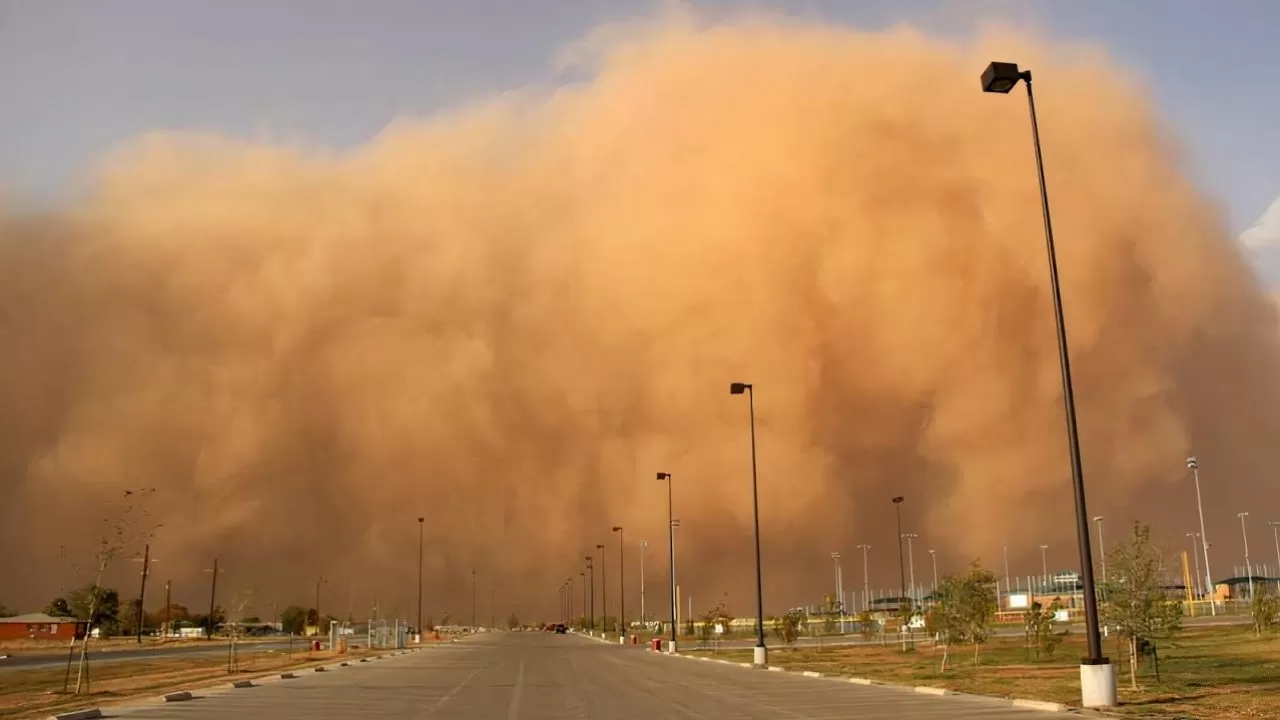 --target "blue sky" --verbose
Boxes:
[2,0,1277,257]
